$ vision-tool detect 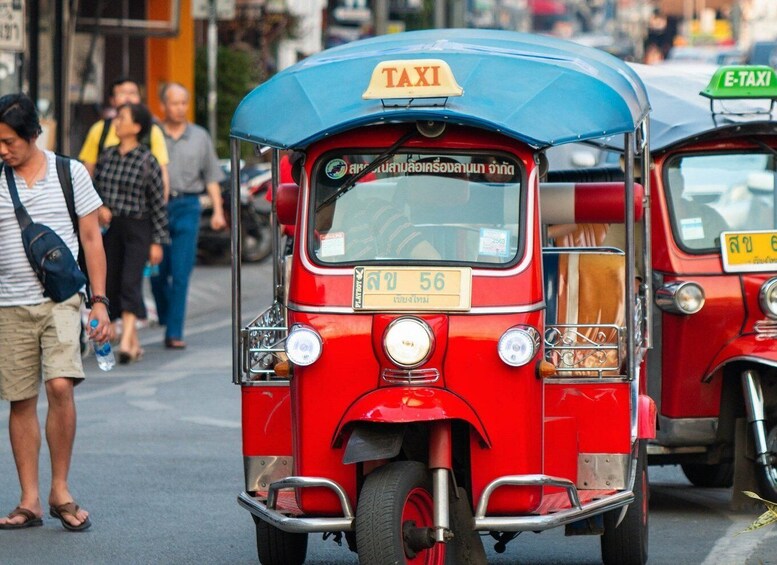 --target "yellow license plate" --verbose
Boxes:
[352,267,472,311]
[721,231,777,273]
